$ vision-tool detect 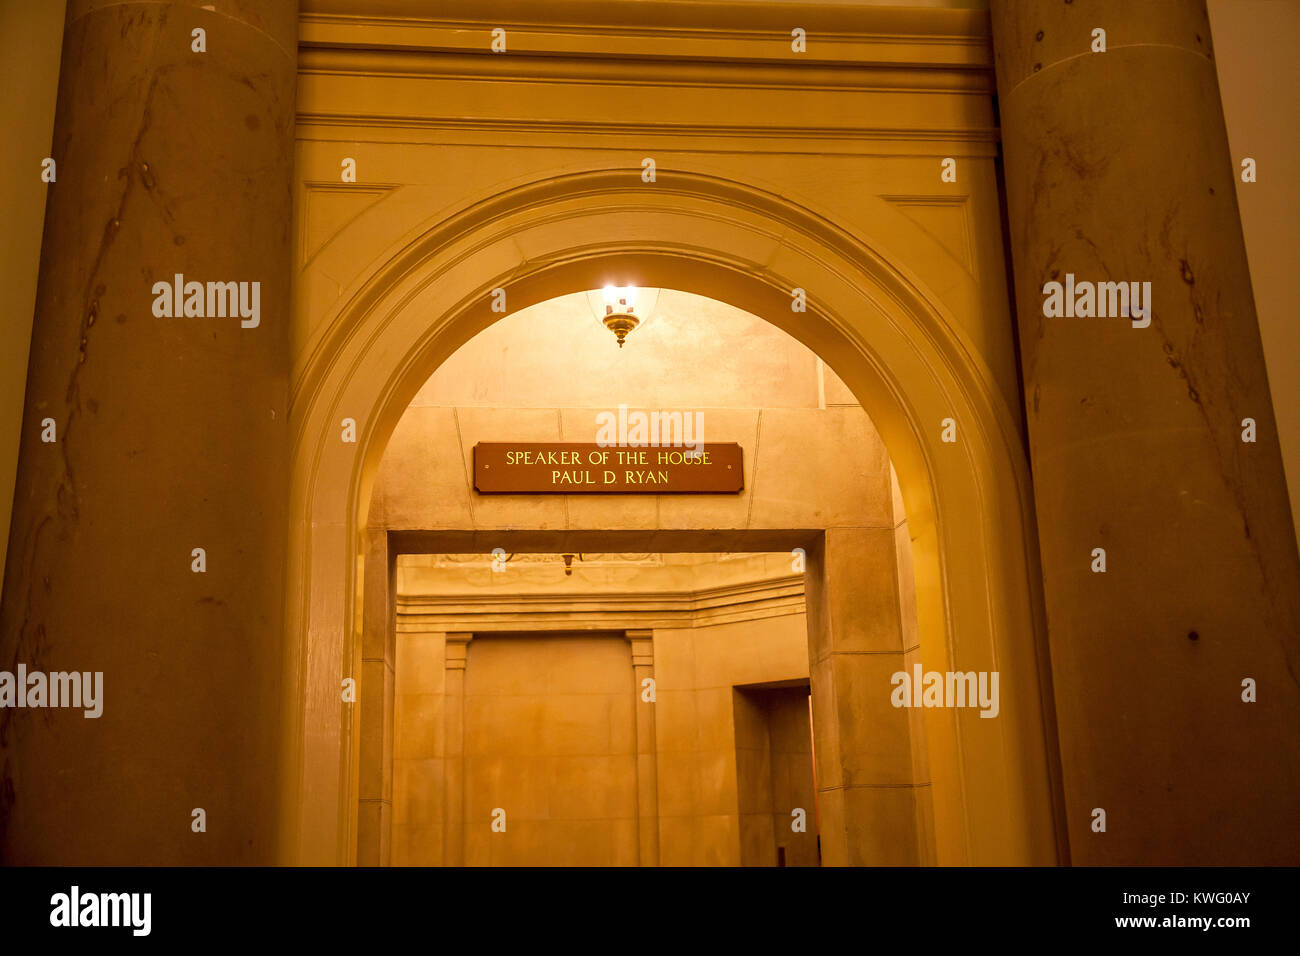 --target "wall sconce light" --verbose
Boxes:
[586,286,660,348]
[561,553,584,576]
[602,286,638,348]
